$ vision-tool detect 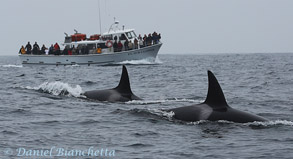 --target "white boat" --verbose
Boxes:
[19,21,162,66]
